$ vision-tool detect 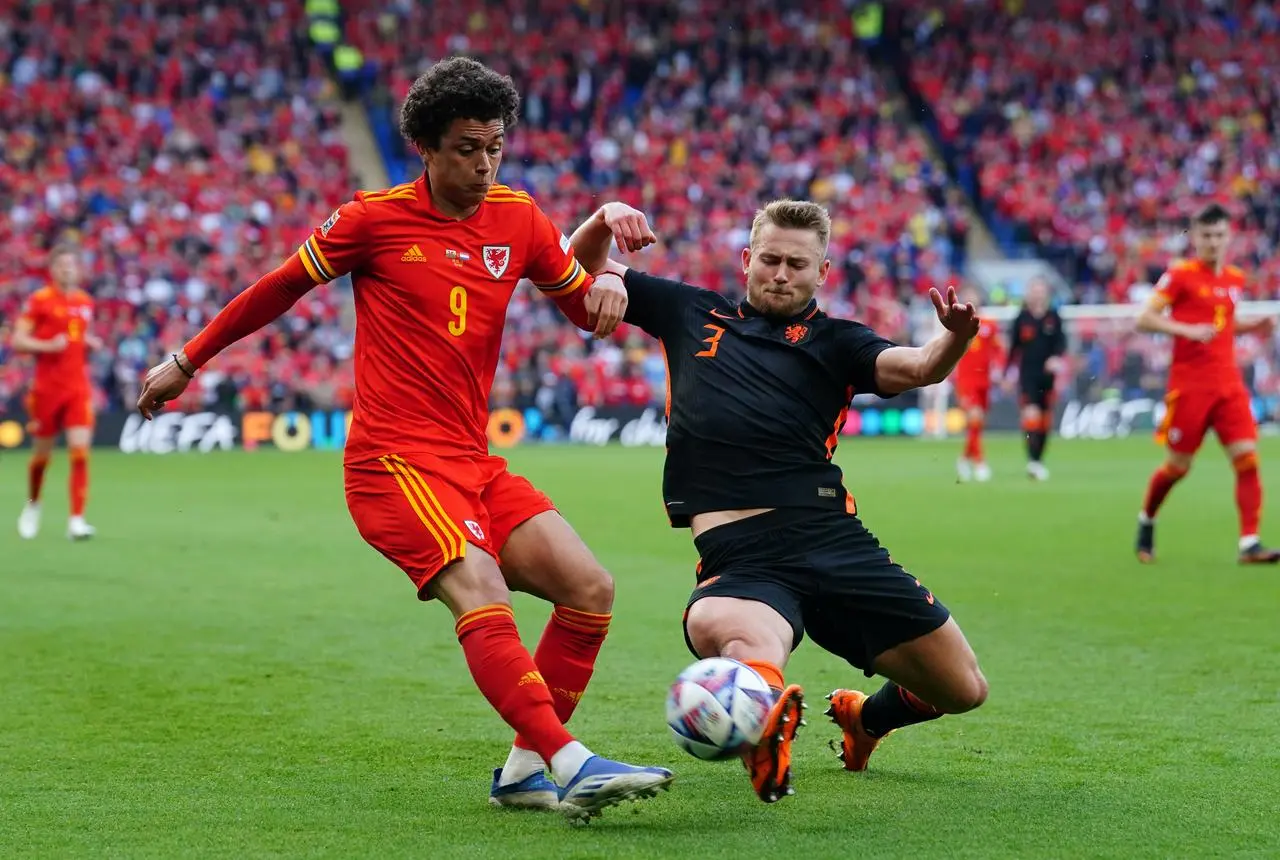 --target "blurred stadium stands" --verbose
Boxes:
[2,0,1278,429]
